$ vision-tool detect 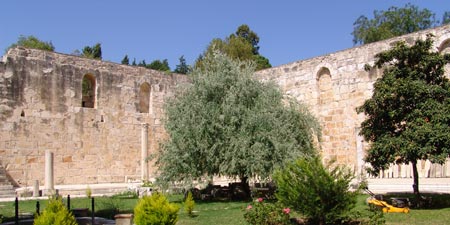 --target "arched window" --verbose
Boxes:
[82,74,96,108]
[438,39,450,54]
[139,82,151,113]
[317,67,332,105]
[438,39,450,78]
